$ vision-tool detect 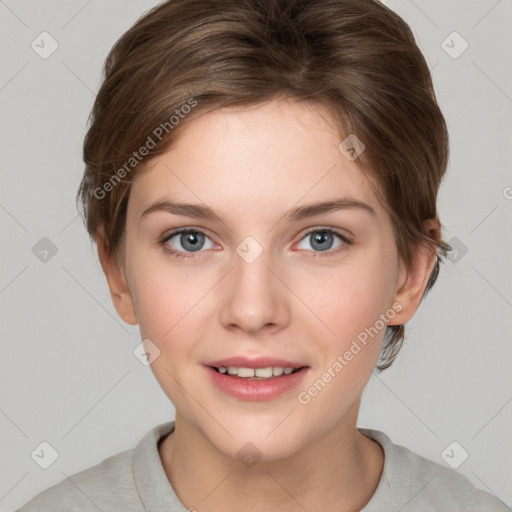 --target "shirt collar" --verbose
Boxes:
[132,422,395,511]
[133,420,187,512]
